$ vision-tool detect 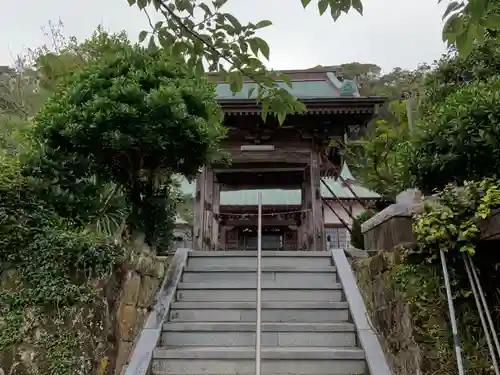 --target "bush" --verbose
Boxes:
[409,76,500,193]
